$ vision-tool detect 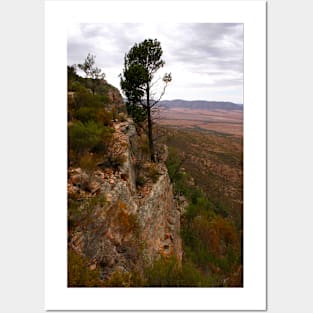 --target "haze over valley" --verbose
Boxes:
[158,99,243,137]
